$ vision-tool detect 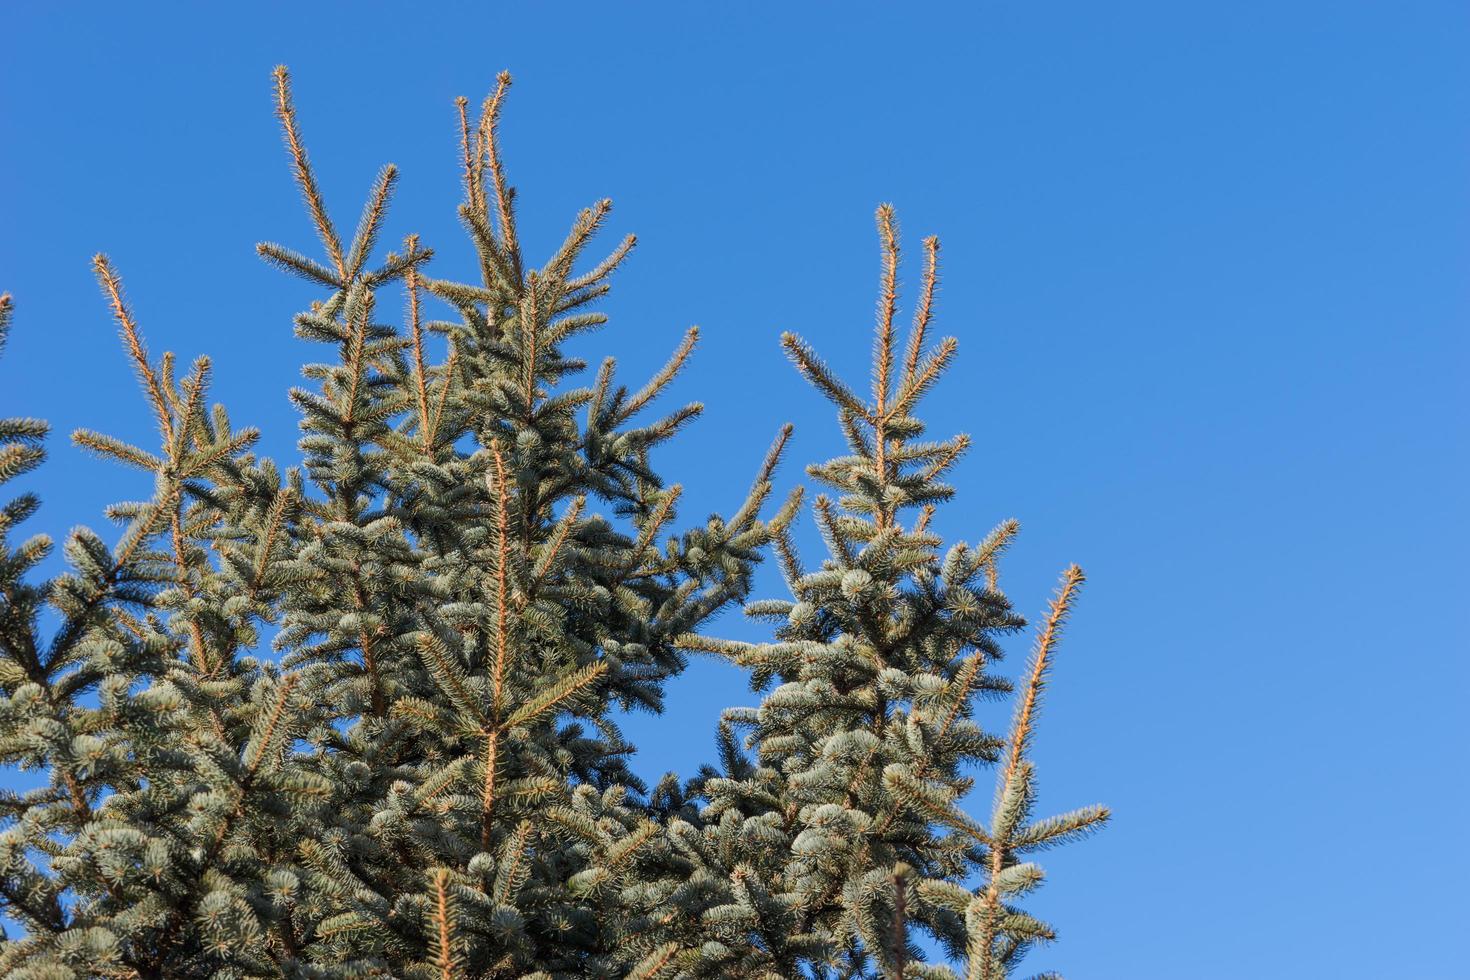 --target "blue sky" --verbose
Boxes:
[3,2,1467,975]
